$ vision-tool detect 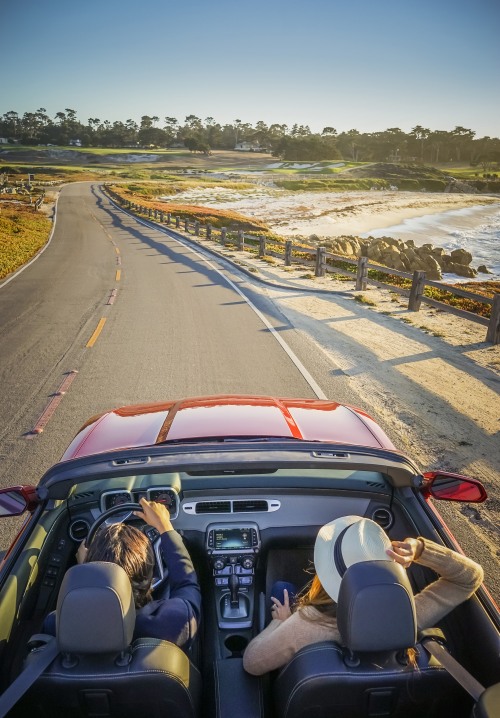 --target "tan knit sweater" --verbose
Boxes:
[243,538,483,676]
